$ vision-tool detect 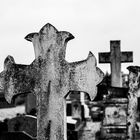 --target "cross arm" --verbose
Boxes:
[121,51,133,63]
[98,52,111,63]
[0,55,36,103]
[69,52,104,100]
